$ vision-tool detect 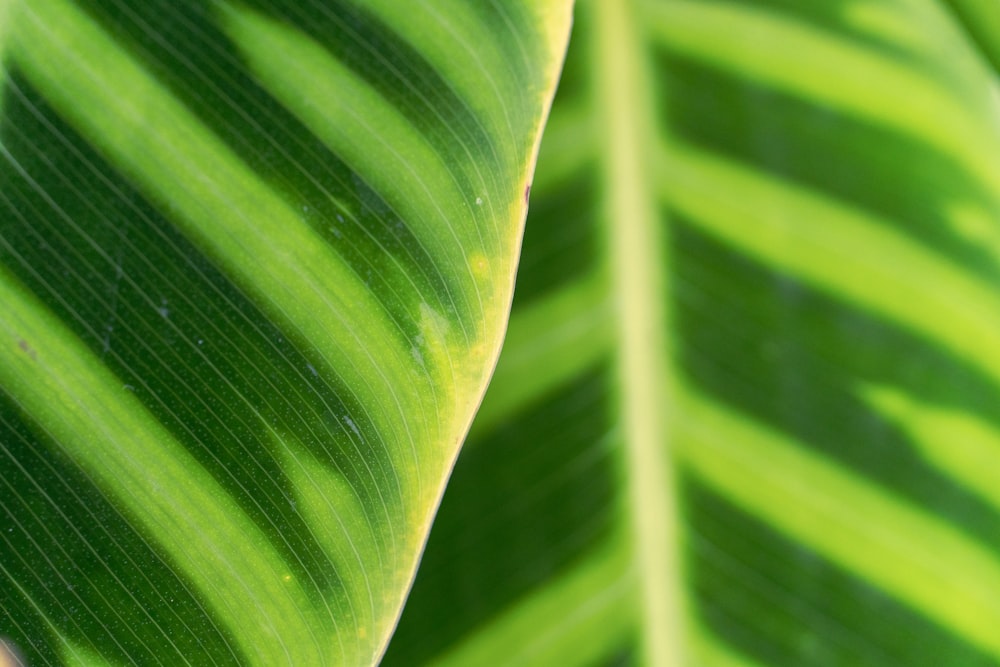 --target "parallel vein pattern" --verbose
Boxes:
[386,0,1000,665]
[0,1,571,665]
